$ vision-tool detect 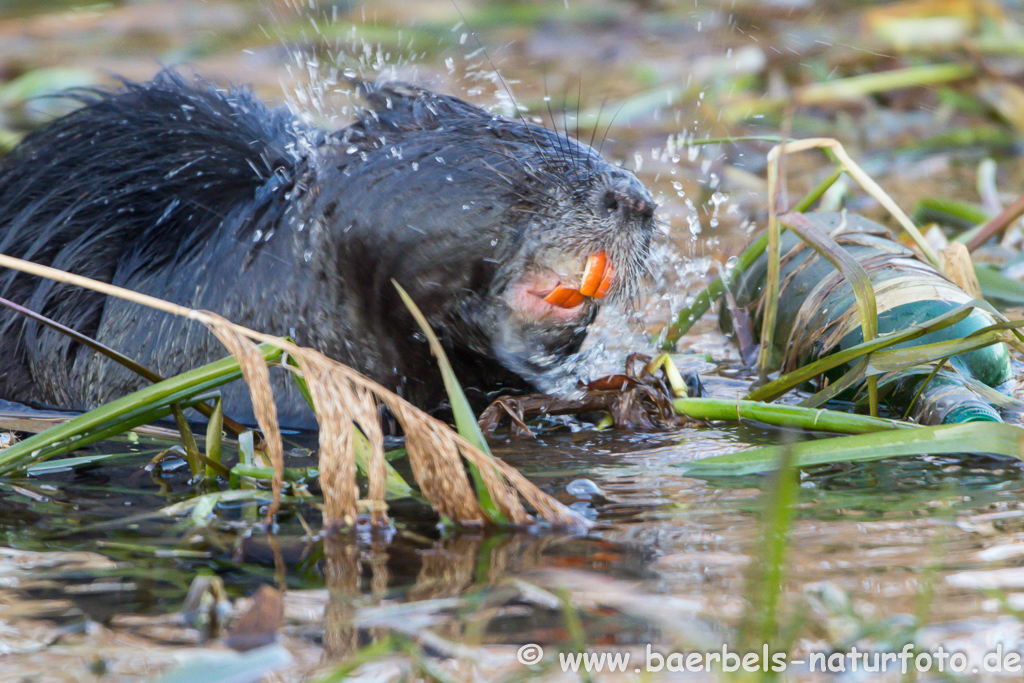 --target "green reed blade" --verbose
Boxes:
[678,422,1024,477]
